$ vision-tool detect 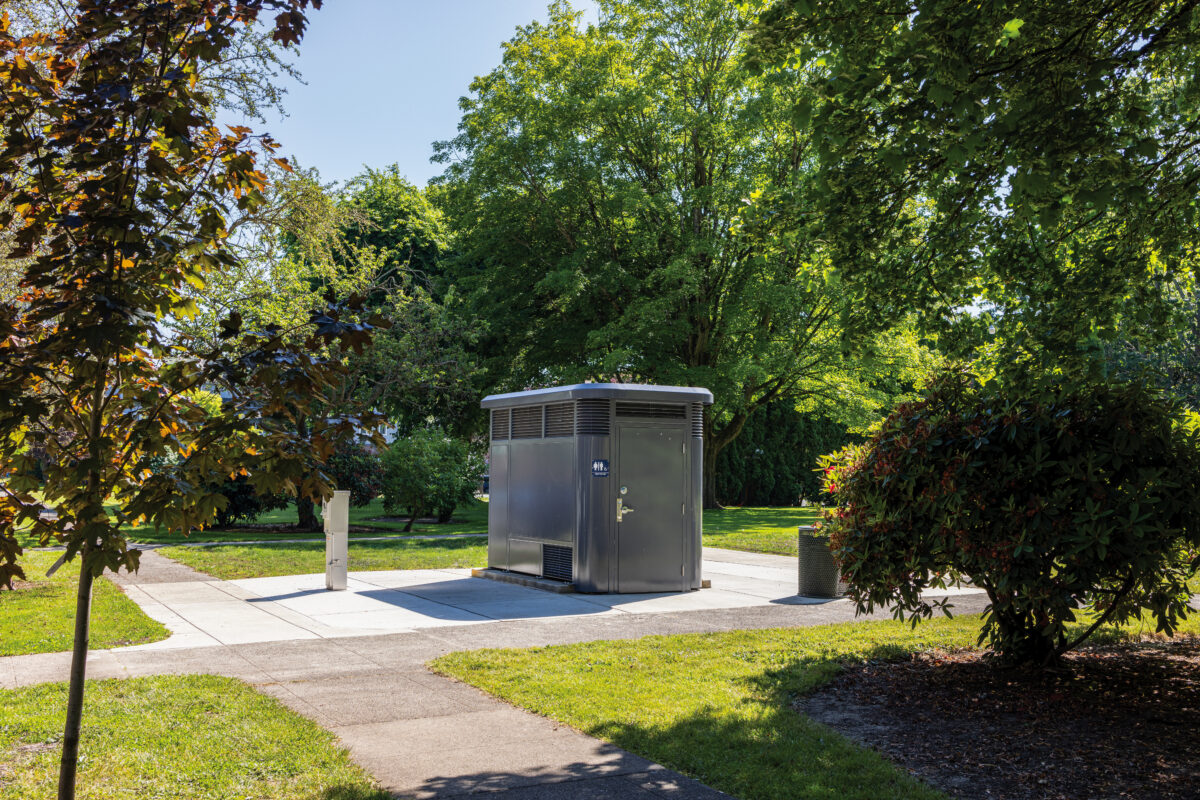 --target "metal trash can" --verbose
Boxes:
[797,524,846,597]
[323,490,349,591]
[482,383,713,593]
